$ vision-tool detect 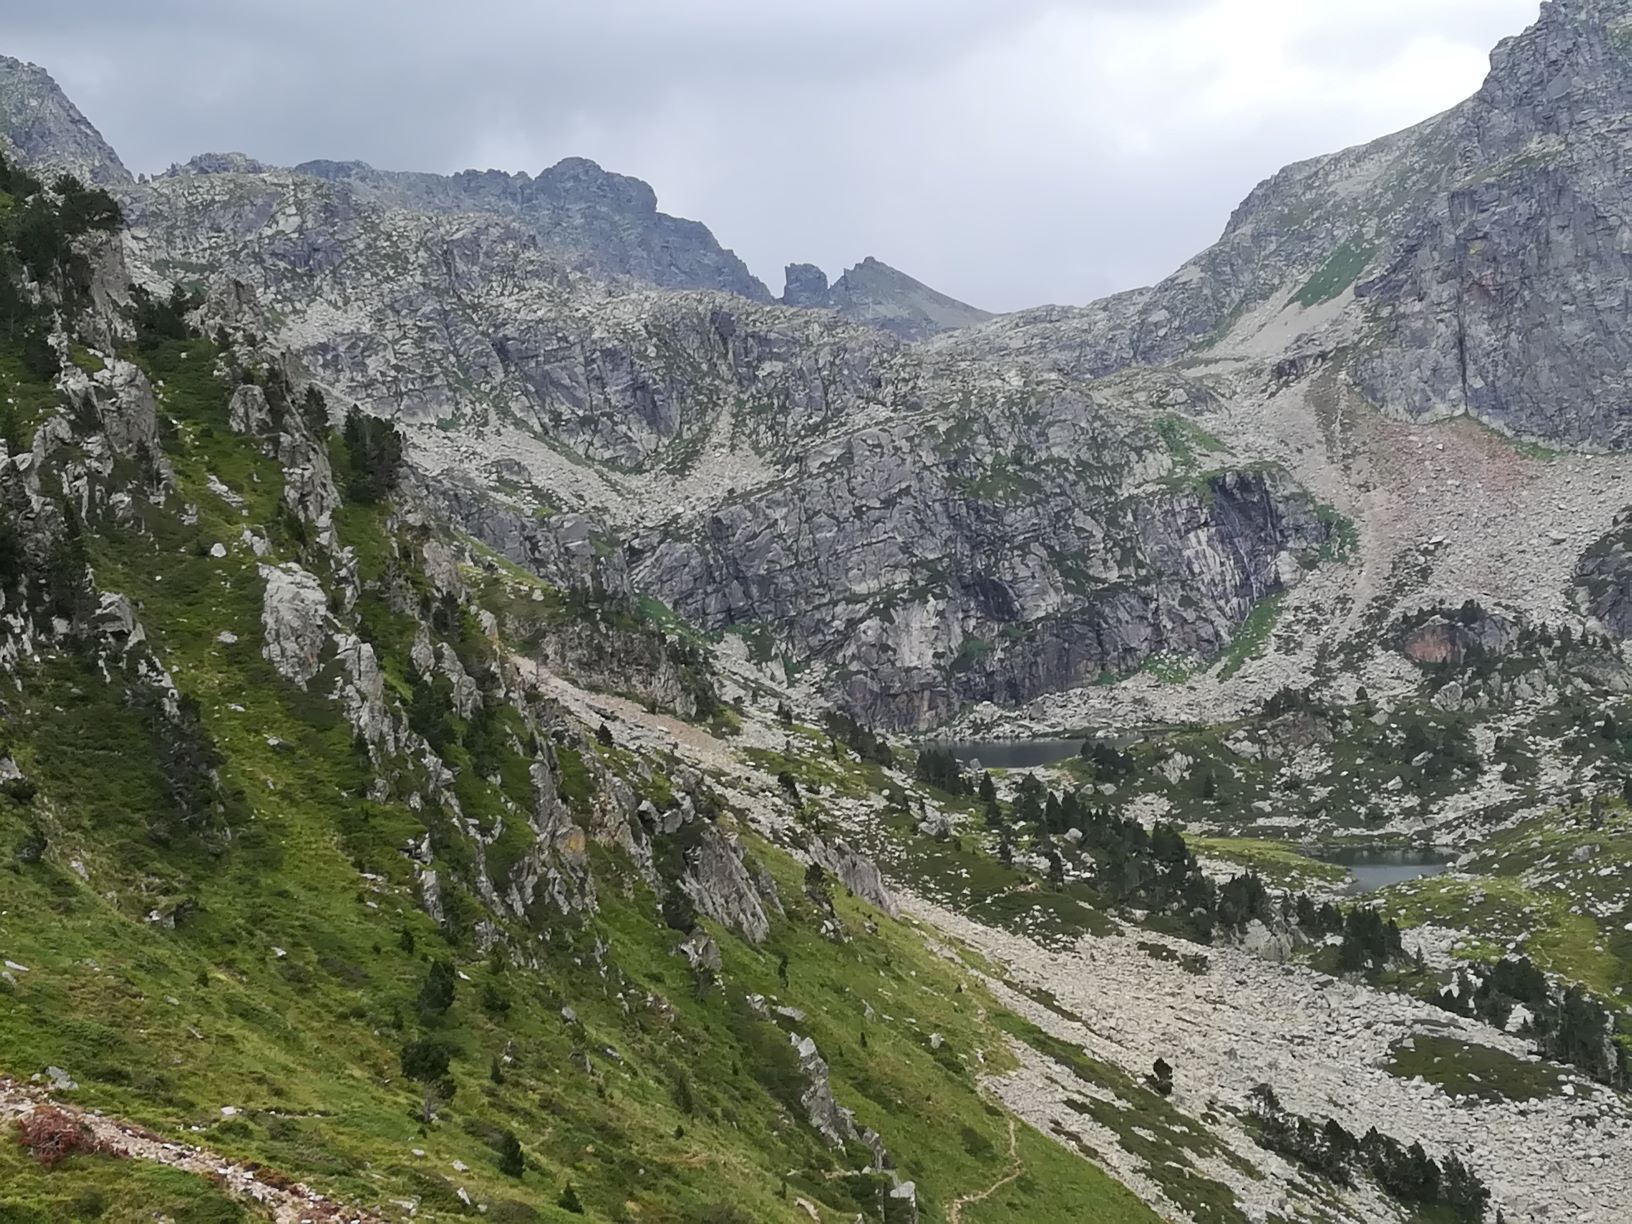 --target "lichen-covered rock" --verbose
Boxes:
[228,384,274,436]
[814,840,899,920]
[790,1033,858,1147]
[277,424,340,528]
[491,758,597,918]
[675,930,721,974]
[331,633,396,753]
[679,825,773,945]
[92,592,146,656]
[257,562,330,687]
